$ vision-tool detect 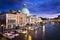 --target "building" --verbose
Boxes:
[36,17,42,23]
[27,15,42,24]
[50,15,60,22]
[22,4,30,16]
[0,10,27,29]
[27,15,37,24]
